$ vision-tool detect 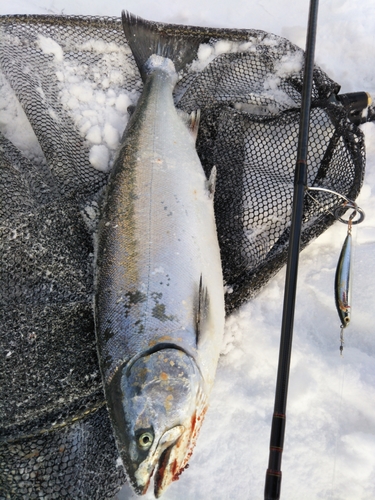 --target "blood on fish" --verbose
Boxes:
[154,447,172,492]
[172,460,189,482]
[142,473,153,495]
[171,458,178,477]
[190,412,197,432]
